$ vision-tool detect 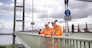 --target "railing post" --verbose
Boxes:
[58,38,61,48]
[70,40,71,48]
[76,40,78,48]
[84,41,86,48]
[65,39,66,48]
[80,41,82,48]
[65,39,68,48]
[88,42,90,48]
[52,37,55,47]
[68,39,70,48]
[72,40,75,48]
